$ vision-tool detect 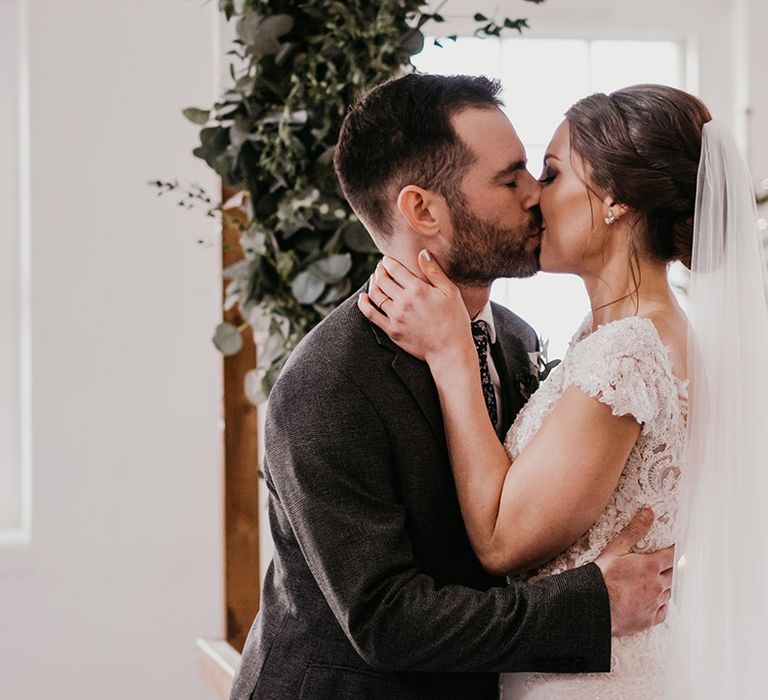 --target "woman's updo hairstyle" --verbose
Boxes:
[565,84,712,268]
